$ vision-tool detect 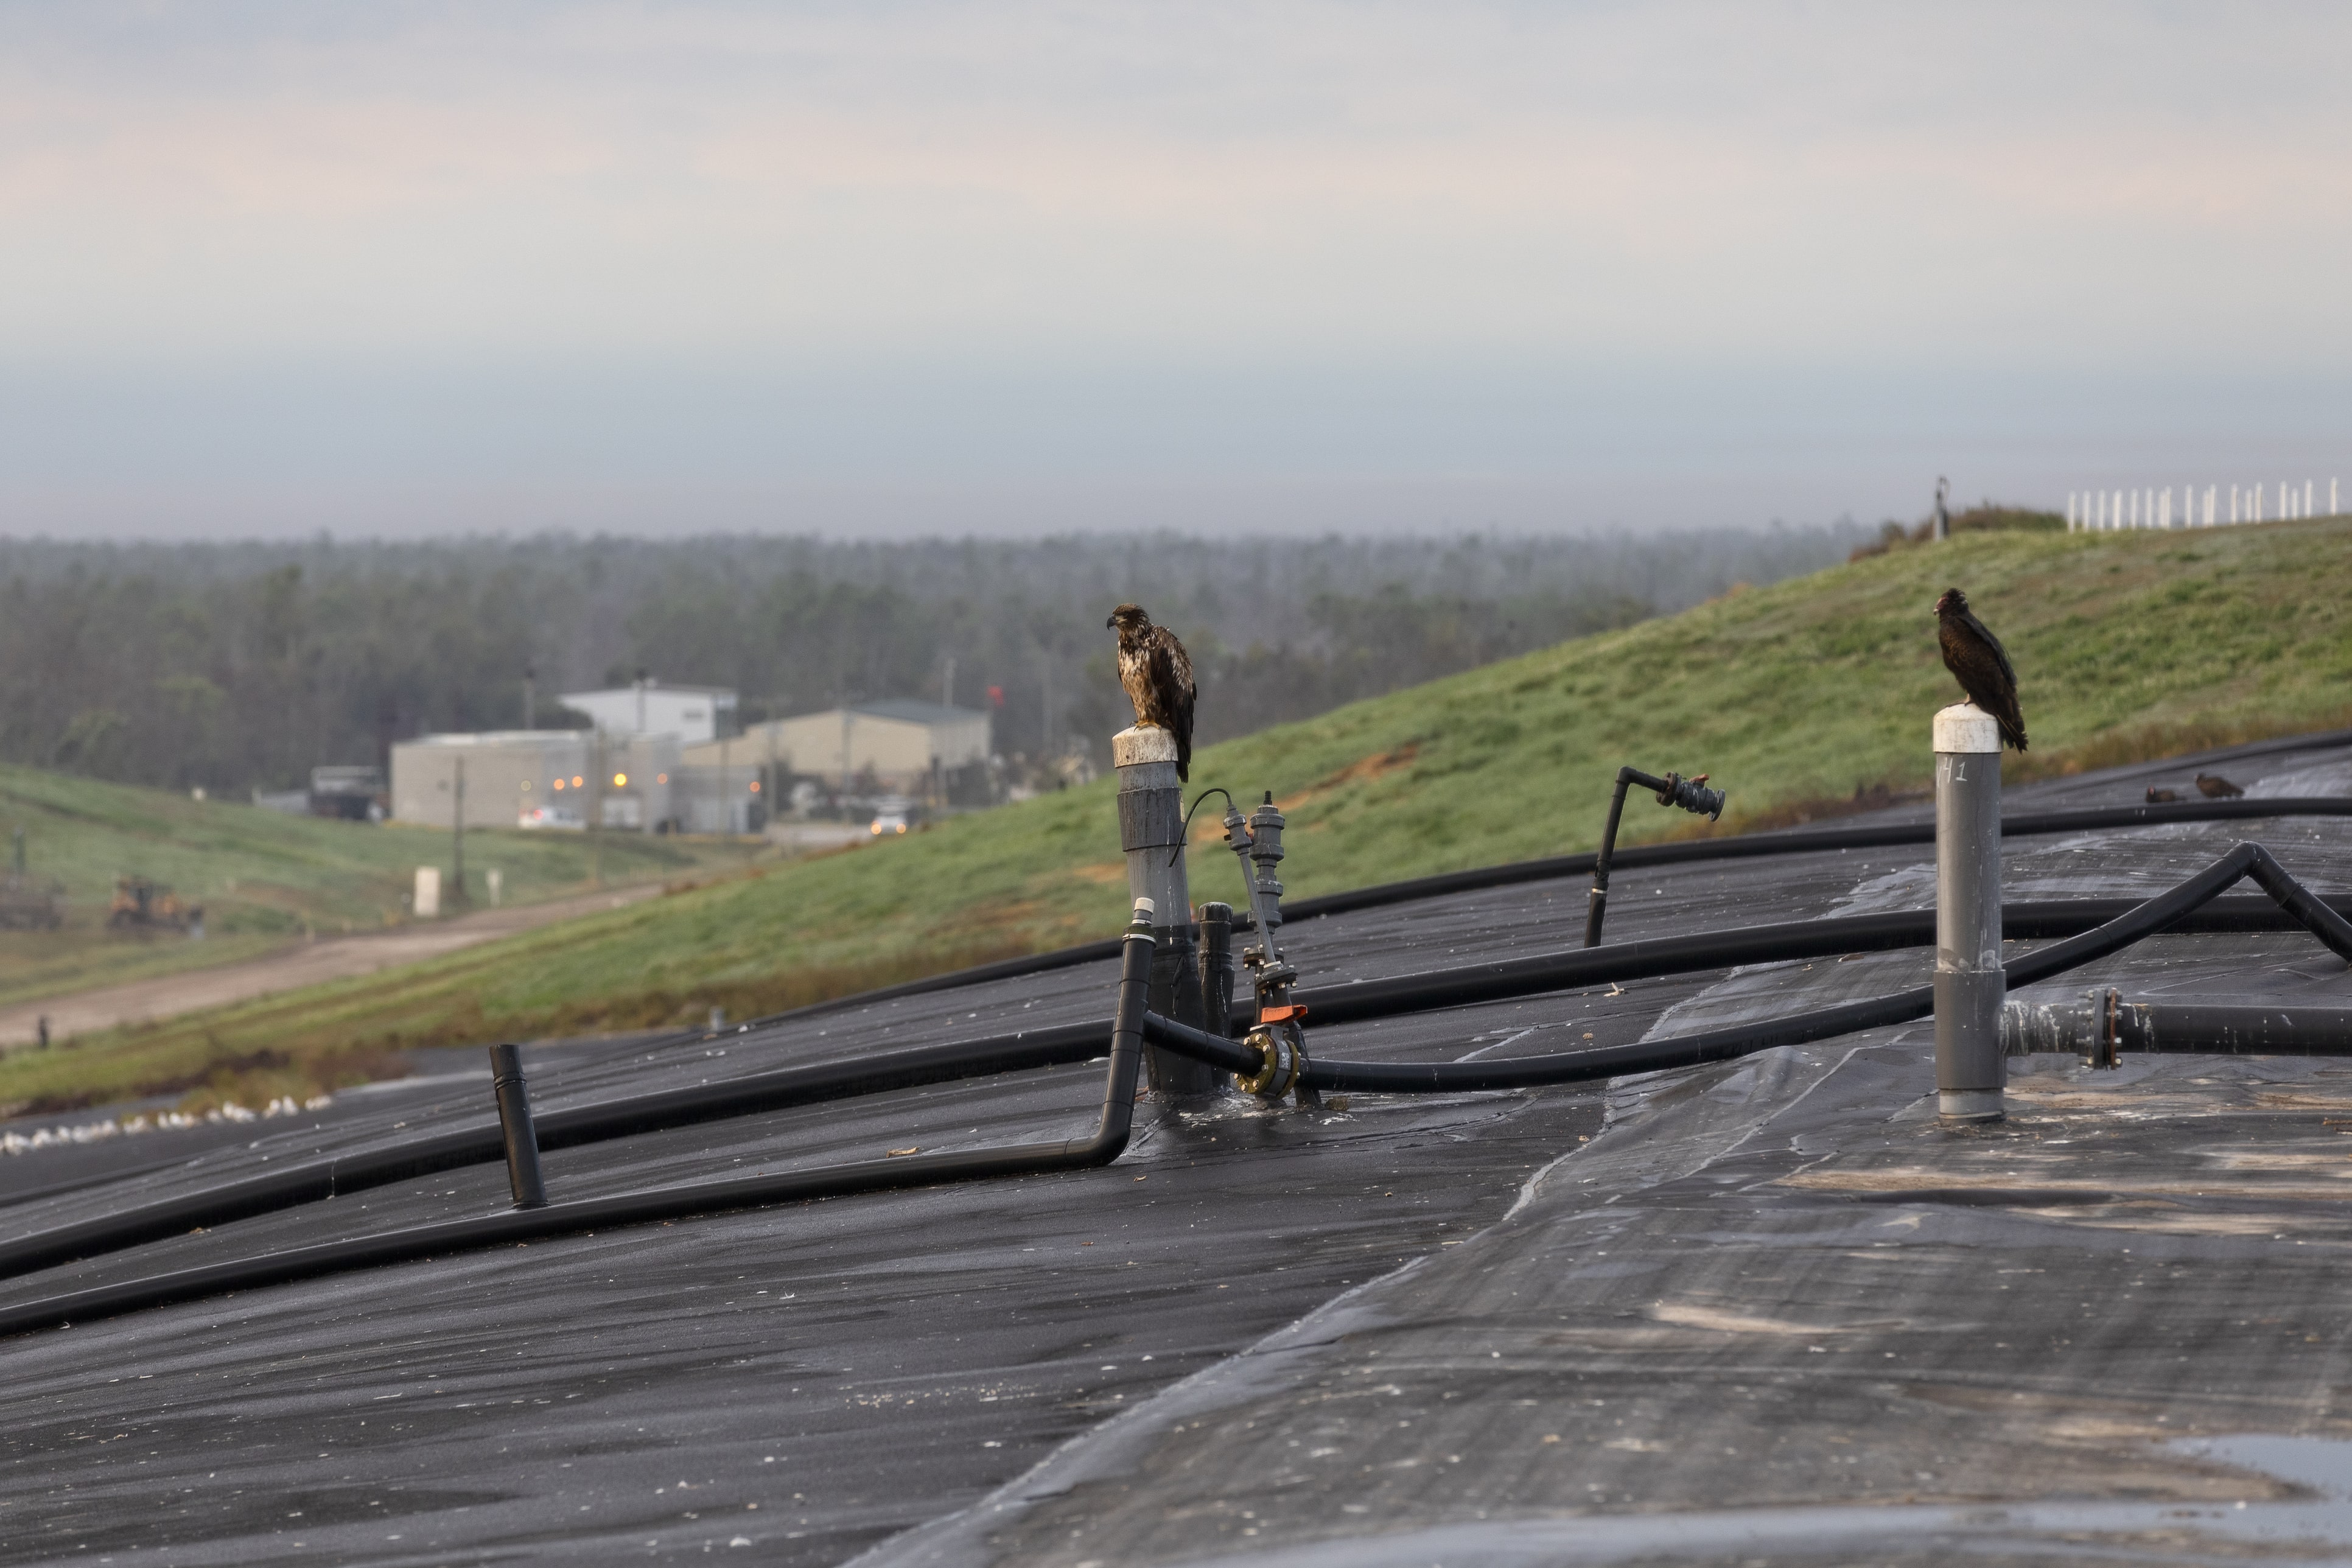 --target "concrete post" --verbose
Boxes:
[1113,726,1214,1096]
[1934,704,2004,1121]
